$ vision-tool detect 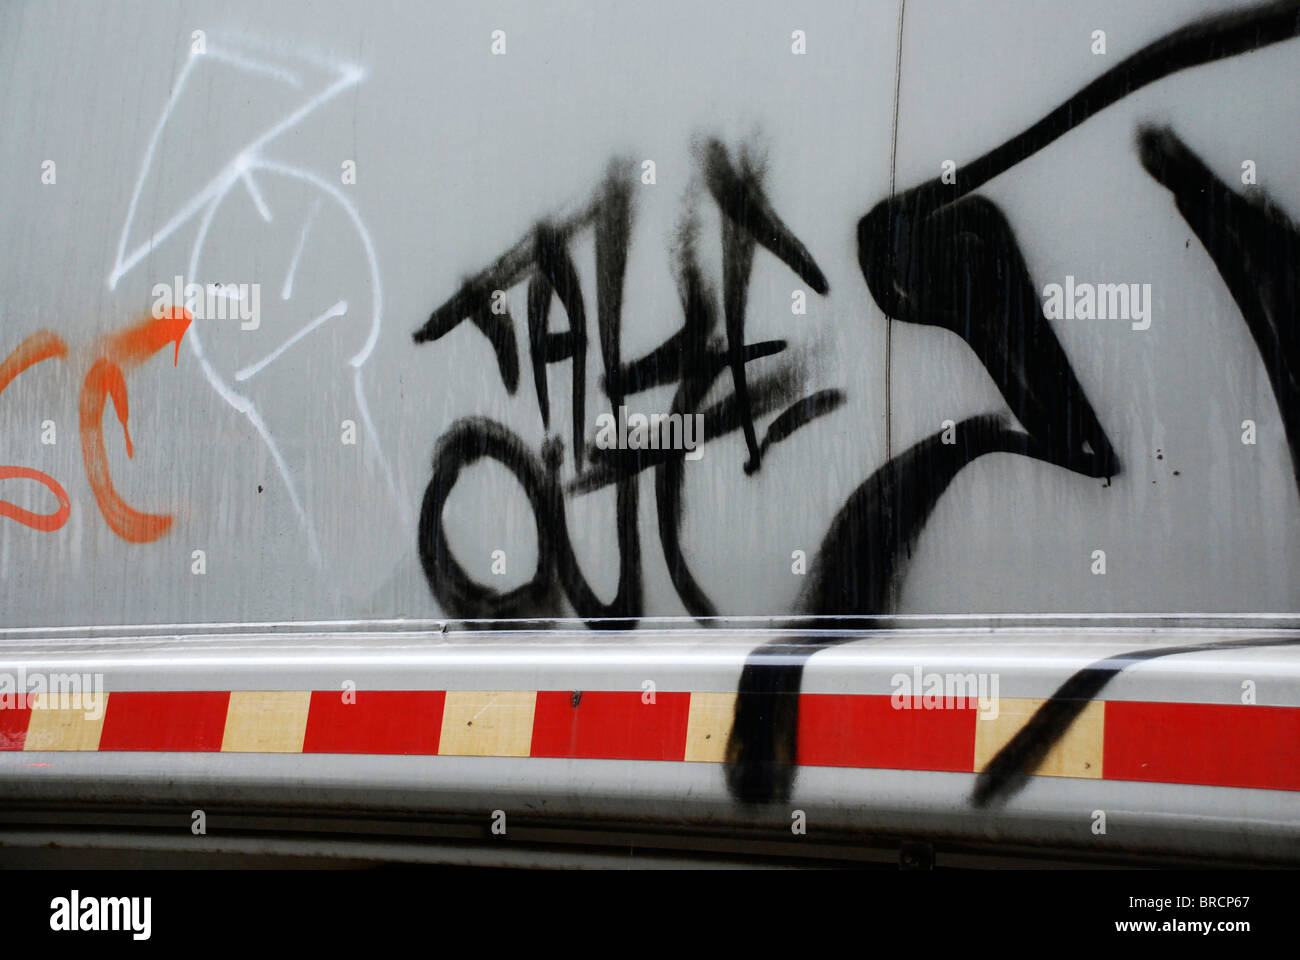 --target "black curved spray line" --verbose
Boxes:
[1137,125,1300,496]
[724,0,1300,805]
[858,0,1300,479]
[757,390,847,460]
[726,415,1034,803]
[896,0,1300,212]
[972,635,1300,807]
[860,191,1120,478]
